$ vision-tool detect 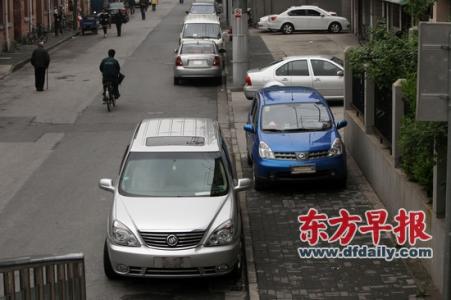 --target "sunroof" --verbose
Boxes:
[146,136,205,146]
